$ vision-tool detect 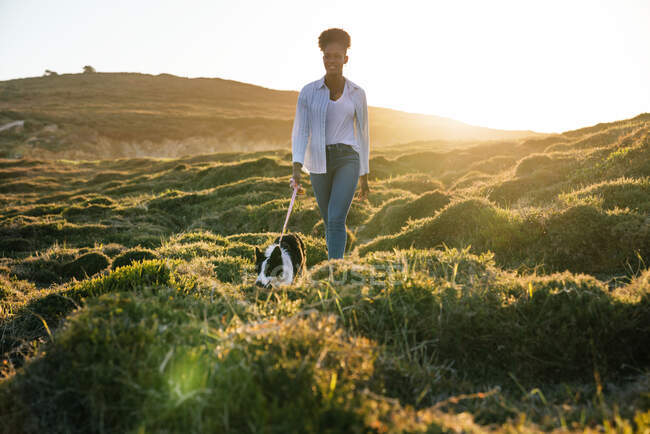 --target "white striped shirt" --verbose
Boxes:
[291,75,370,176]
